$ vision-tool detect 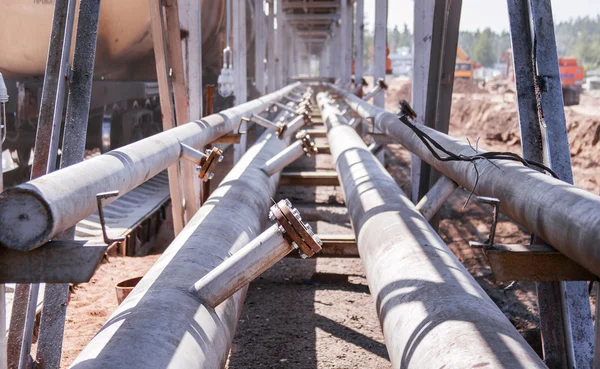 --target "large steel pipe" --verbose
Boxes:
[70,128,290,369]
[318,92,546,368]
[330,84,600,278]
[0,83,301,251]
